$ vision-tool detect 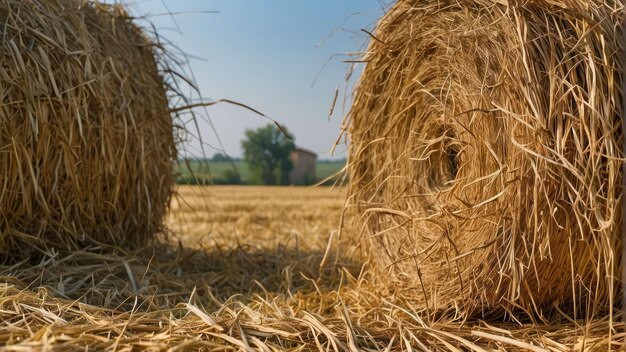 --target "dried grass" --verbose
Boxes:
[0,0,177,253]
[345,0,624,324]
[0,0,623,349]
[1,186,623,351]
